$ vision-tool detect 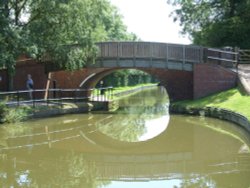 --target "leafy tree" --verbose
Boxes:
[0,0,31,89]
[0,0,138,89]
[168,0,250,48]
[27,0,138,69]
